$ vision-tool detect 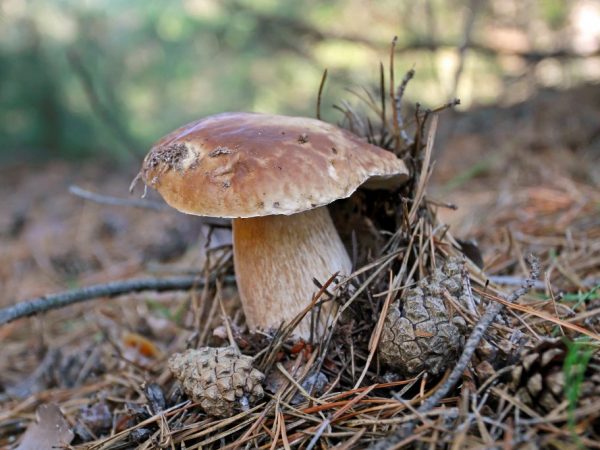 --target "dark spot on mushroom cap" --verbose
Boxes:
[273,201,280,207]
[331,147,338,154]
[209,146,232,157]
[298,133,309,144]
[146,142,189,171]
